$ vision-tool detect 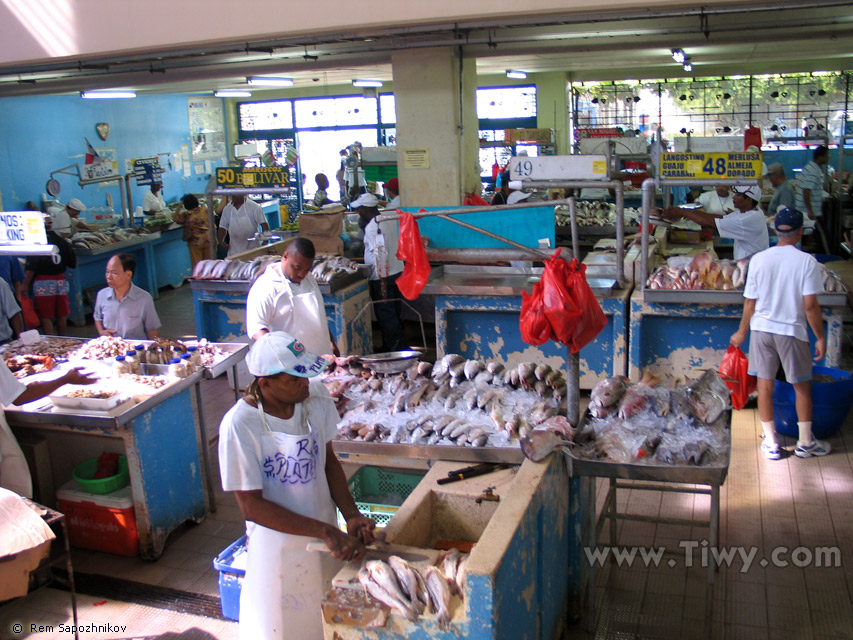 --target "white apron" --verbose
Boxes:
[280,282,332,356]
[238,400,341,640]
[228,210,261,256]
